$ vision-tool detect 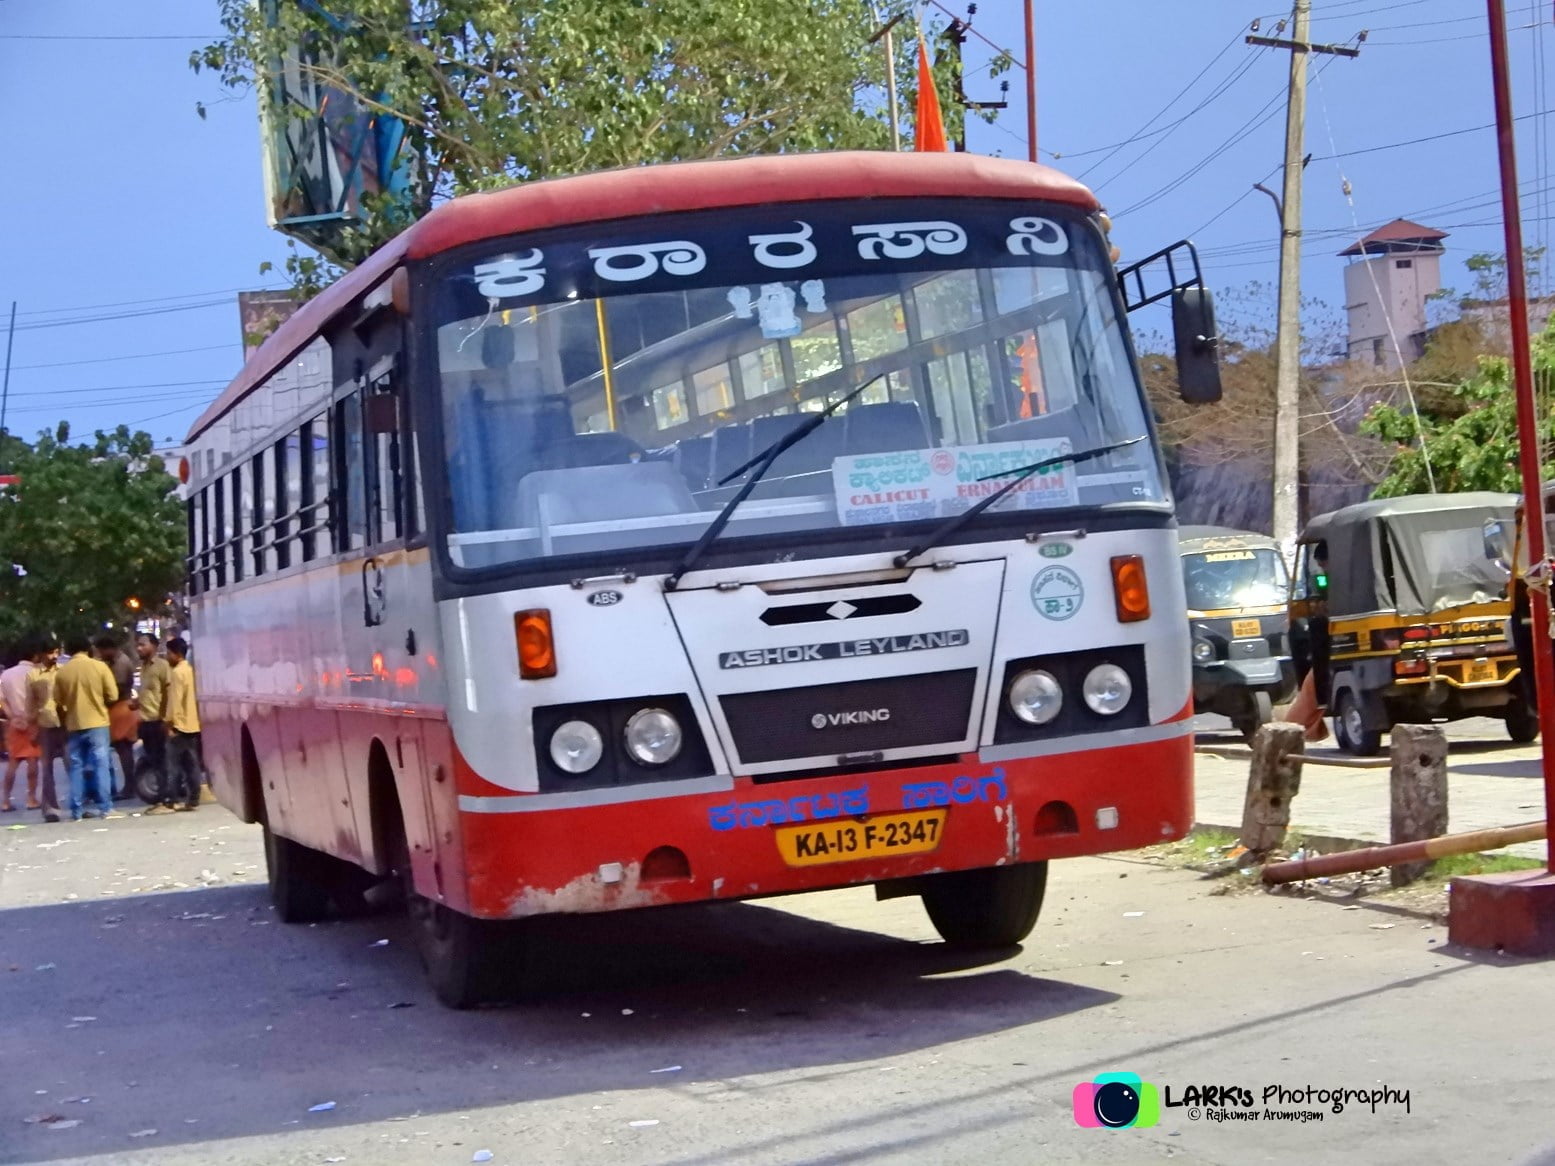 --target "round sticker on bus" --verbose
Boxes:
[586,590,623,607]
[1031,566,1083,620]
